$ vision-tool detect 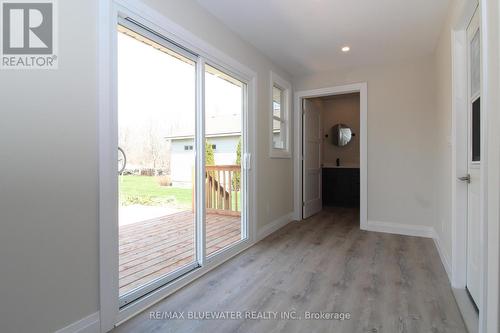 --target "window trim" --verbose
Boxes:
[269,71,292,158]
